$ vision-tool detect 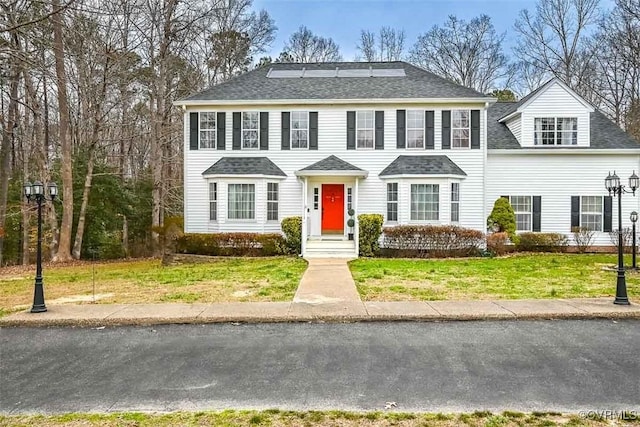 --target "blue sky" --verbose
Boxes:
[253,0,616,60]
[253,0,540,60]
